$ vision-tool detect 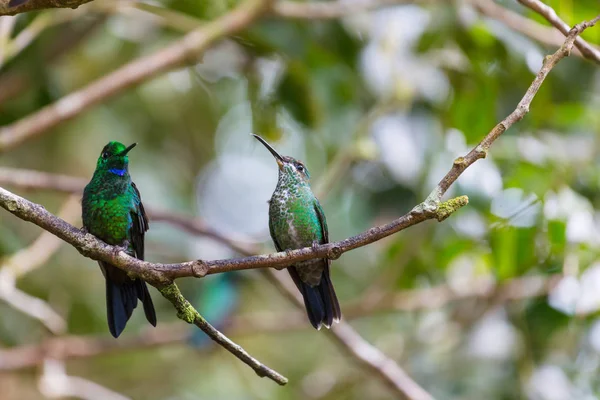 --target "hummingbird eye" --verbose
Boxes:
[296,164,305,173]
[101,151,109,159]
